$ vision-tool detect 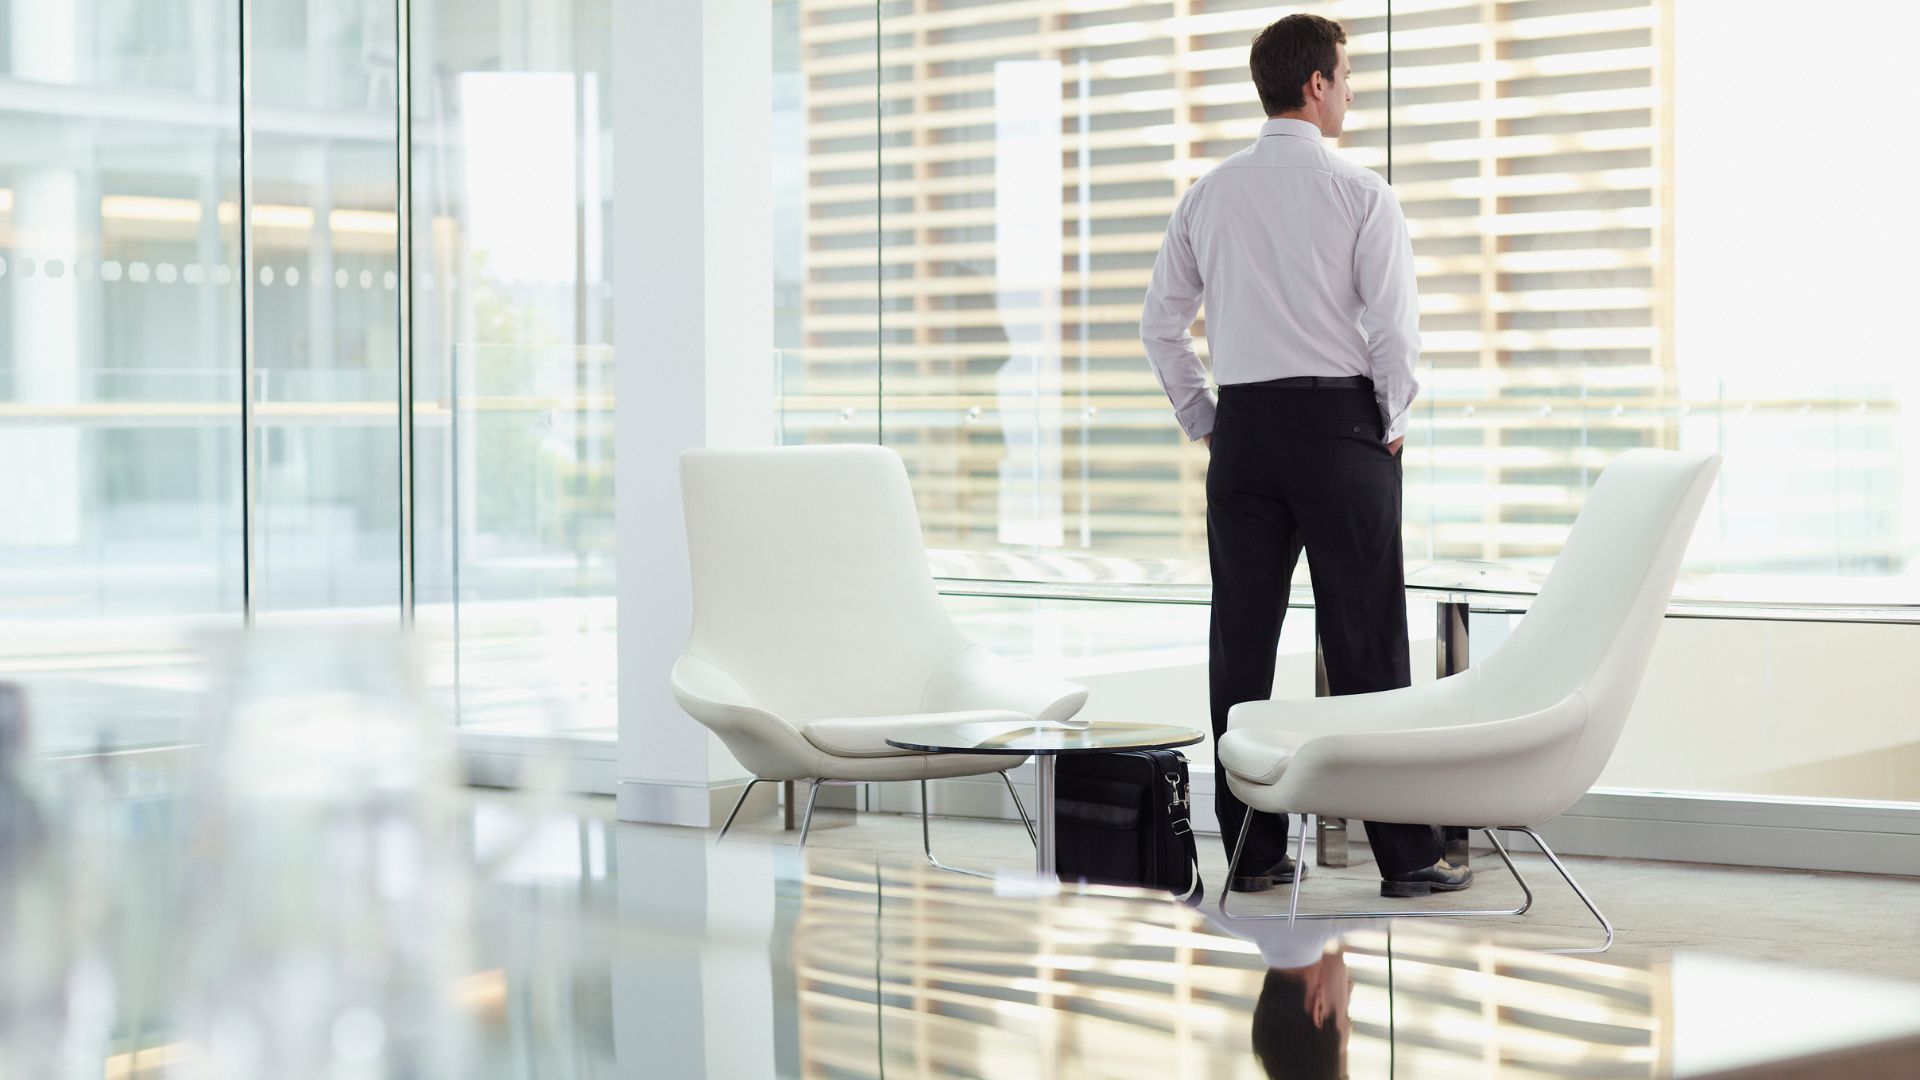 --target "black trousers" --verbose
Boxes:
[1206,382,1442,878]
